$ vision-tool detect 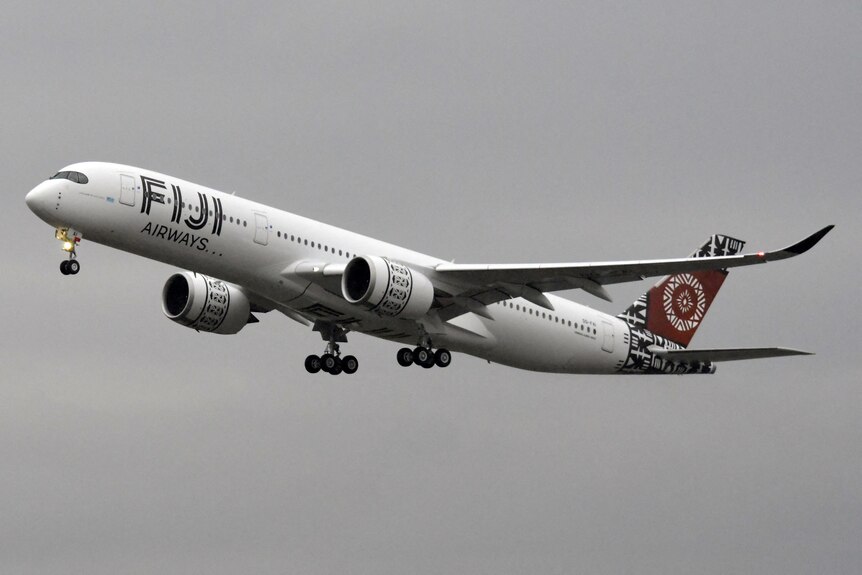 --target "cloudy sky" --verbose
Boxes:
[2,2,860,573]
